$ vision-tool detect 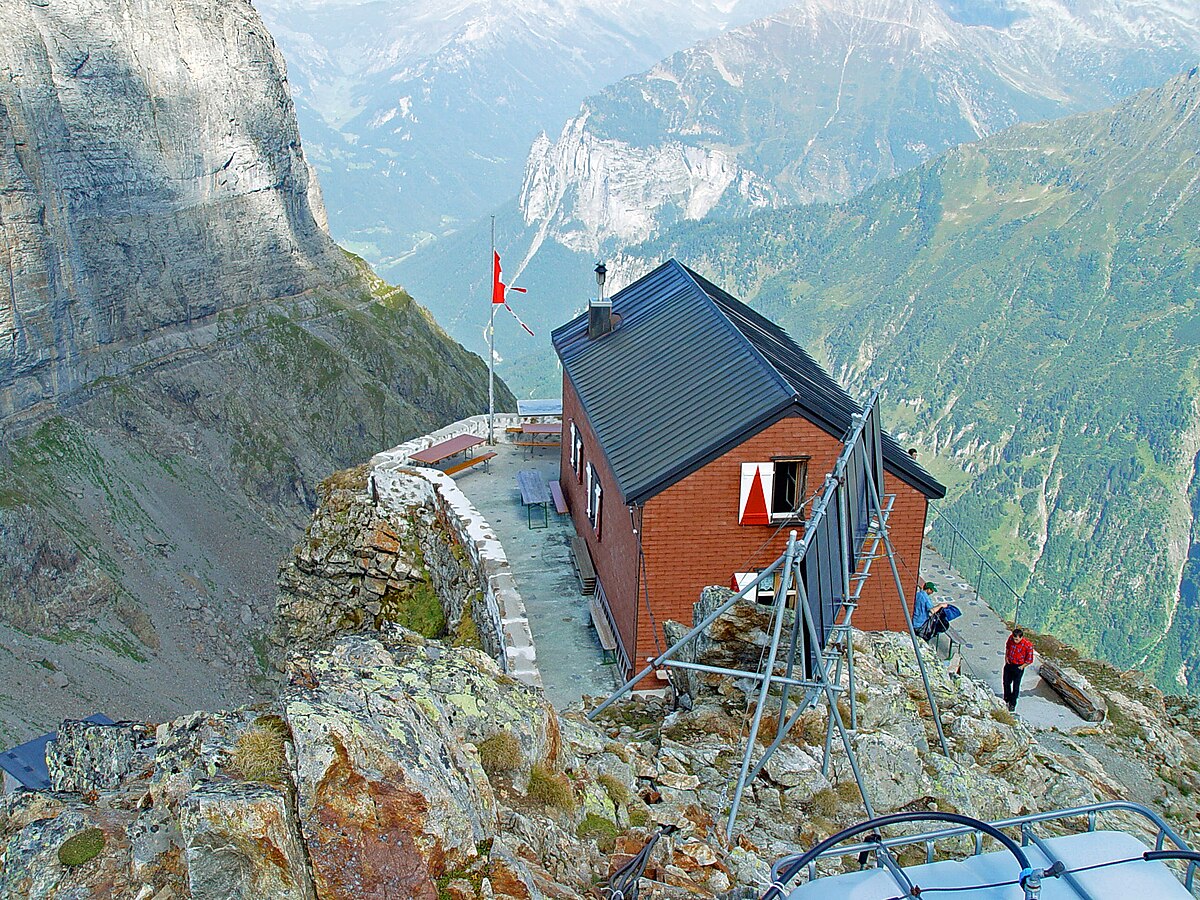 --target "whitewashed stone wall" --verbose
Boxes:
[371,415,544,688]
